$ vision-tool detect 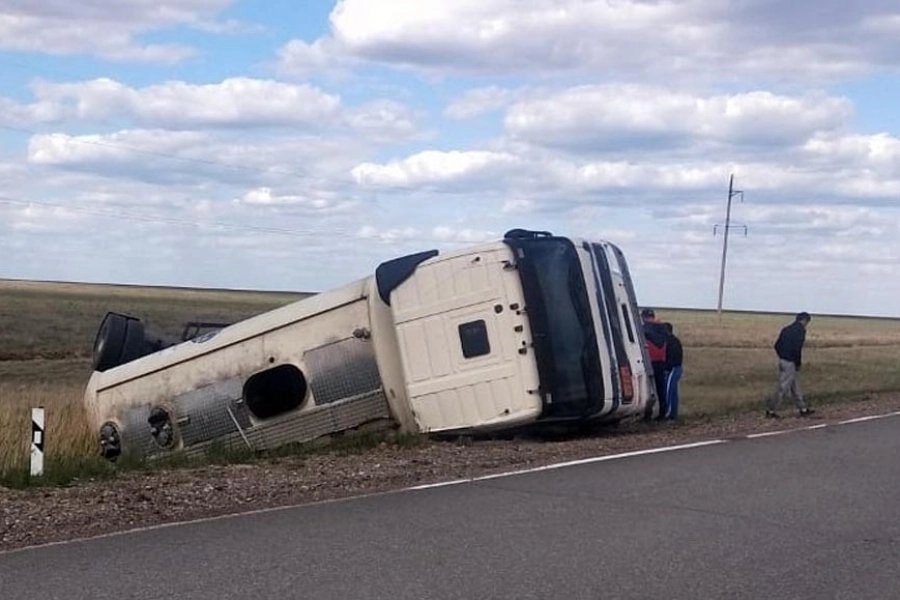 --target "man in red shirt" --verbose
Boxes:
[641,308,669,420]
